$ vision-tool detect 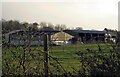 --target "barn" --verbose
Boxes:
[51,31,74,45]
[50,30,106,45]
[63,30,105,44]
[3,29,109,46]
[3,29,59,46]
